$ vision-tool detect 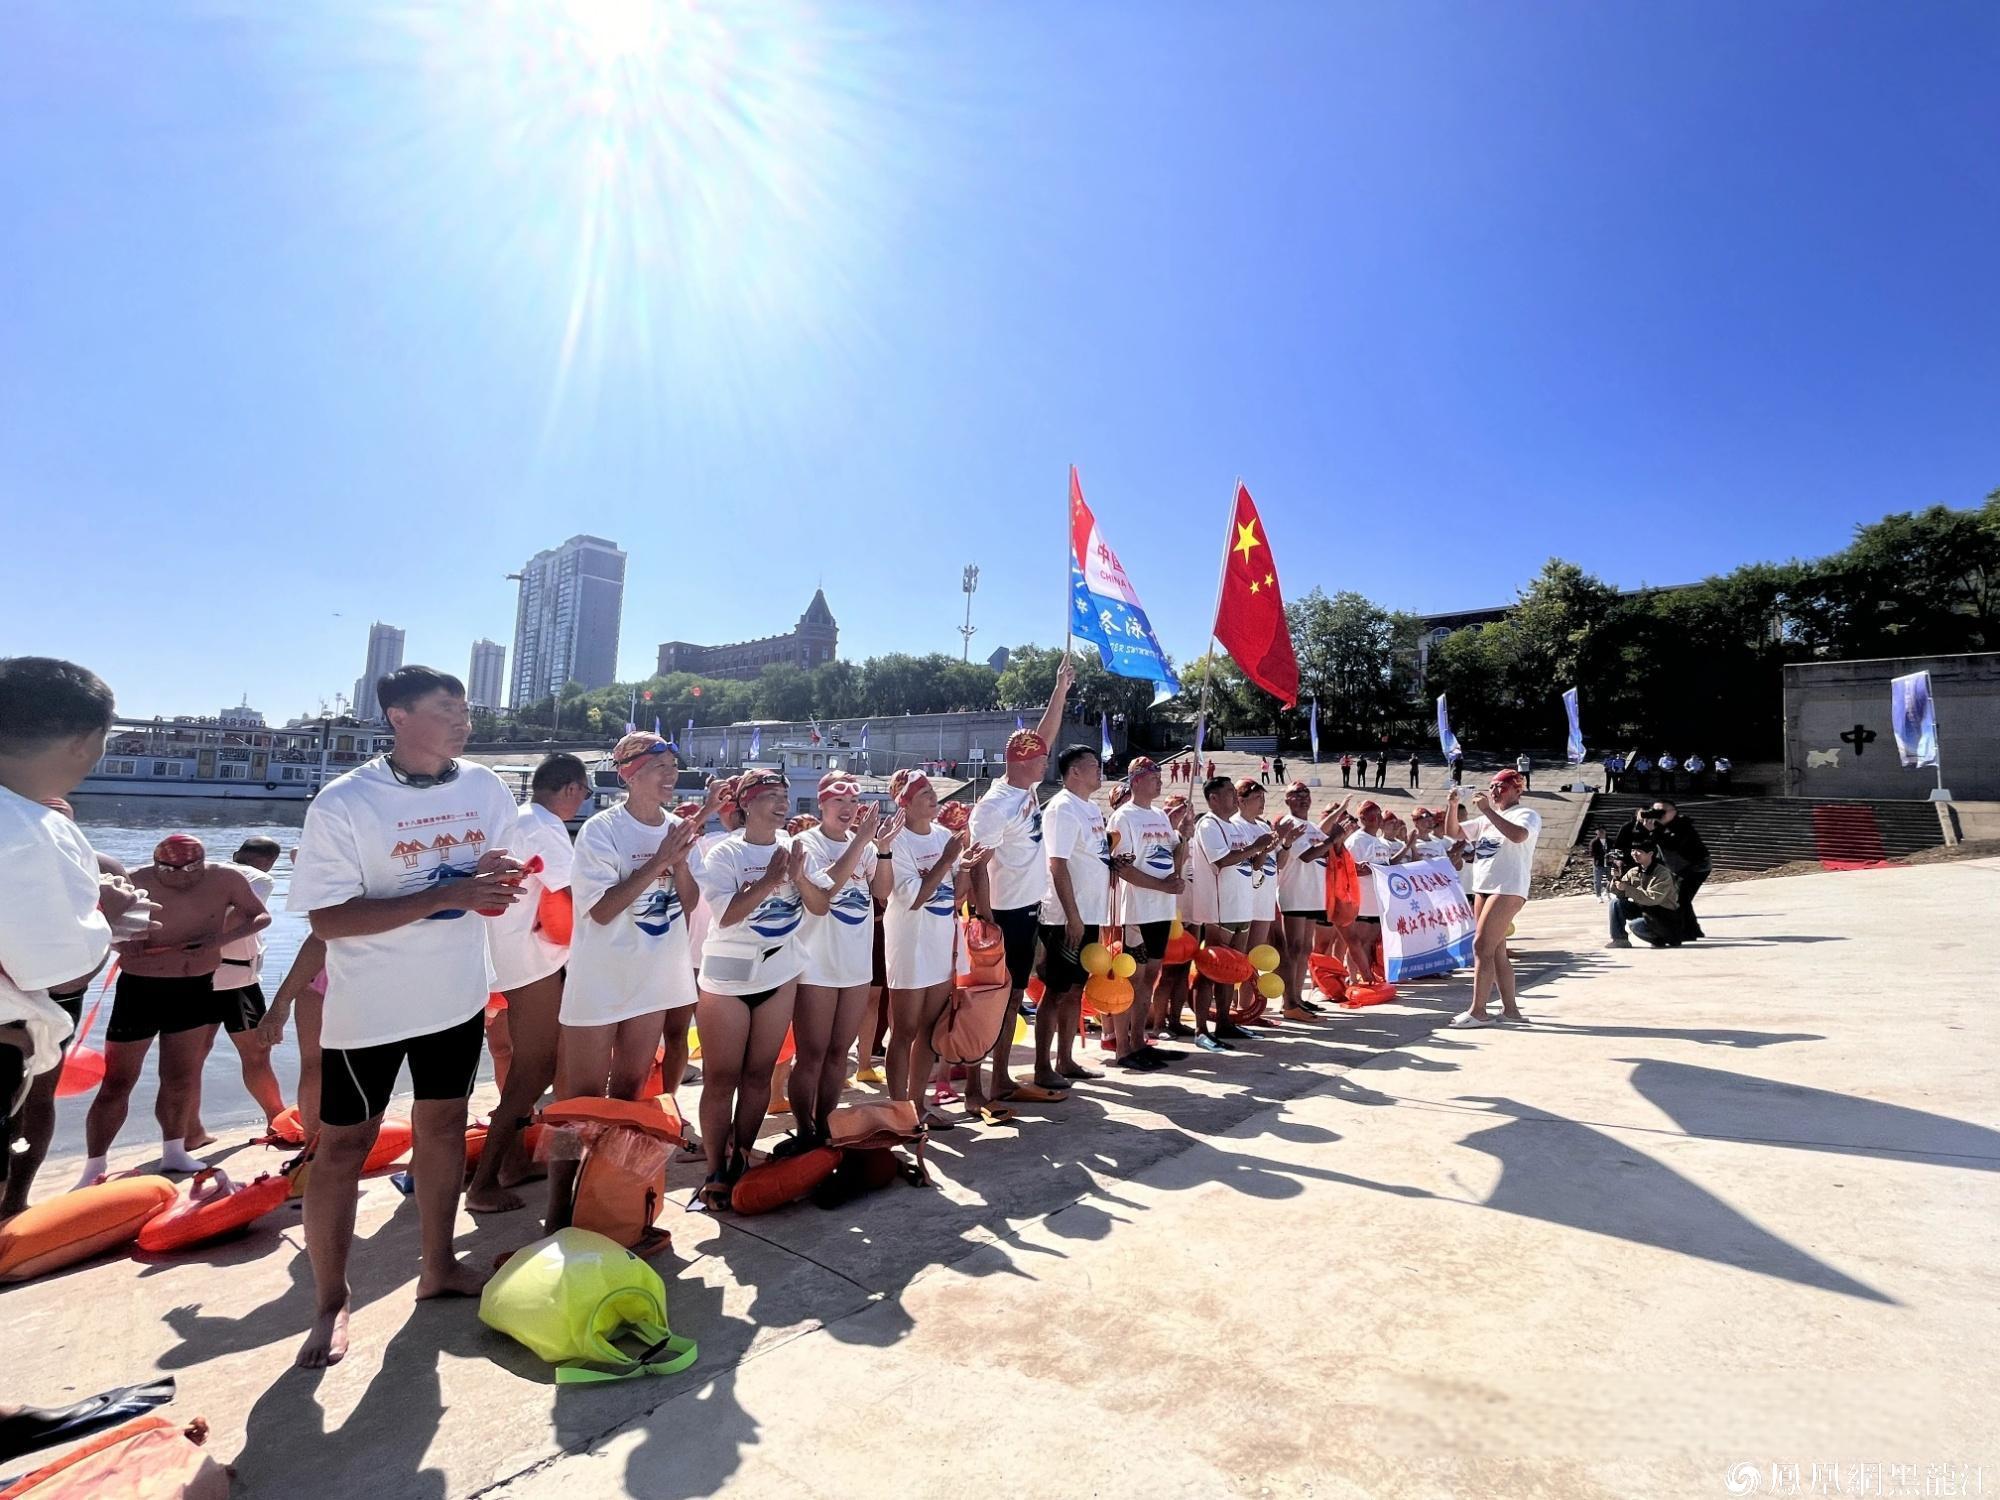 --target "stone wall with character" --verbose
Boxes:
[1782,653,2000,799]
